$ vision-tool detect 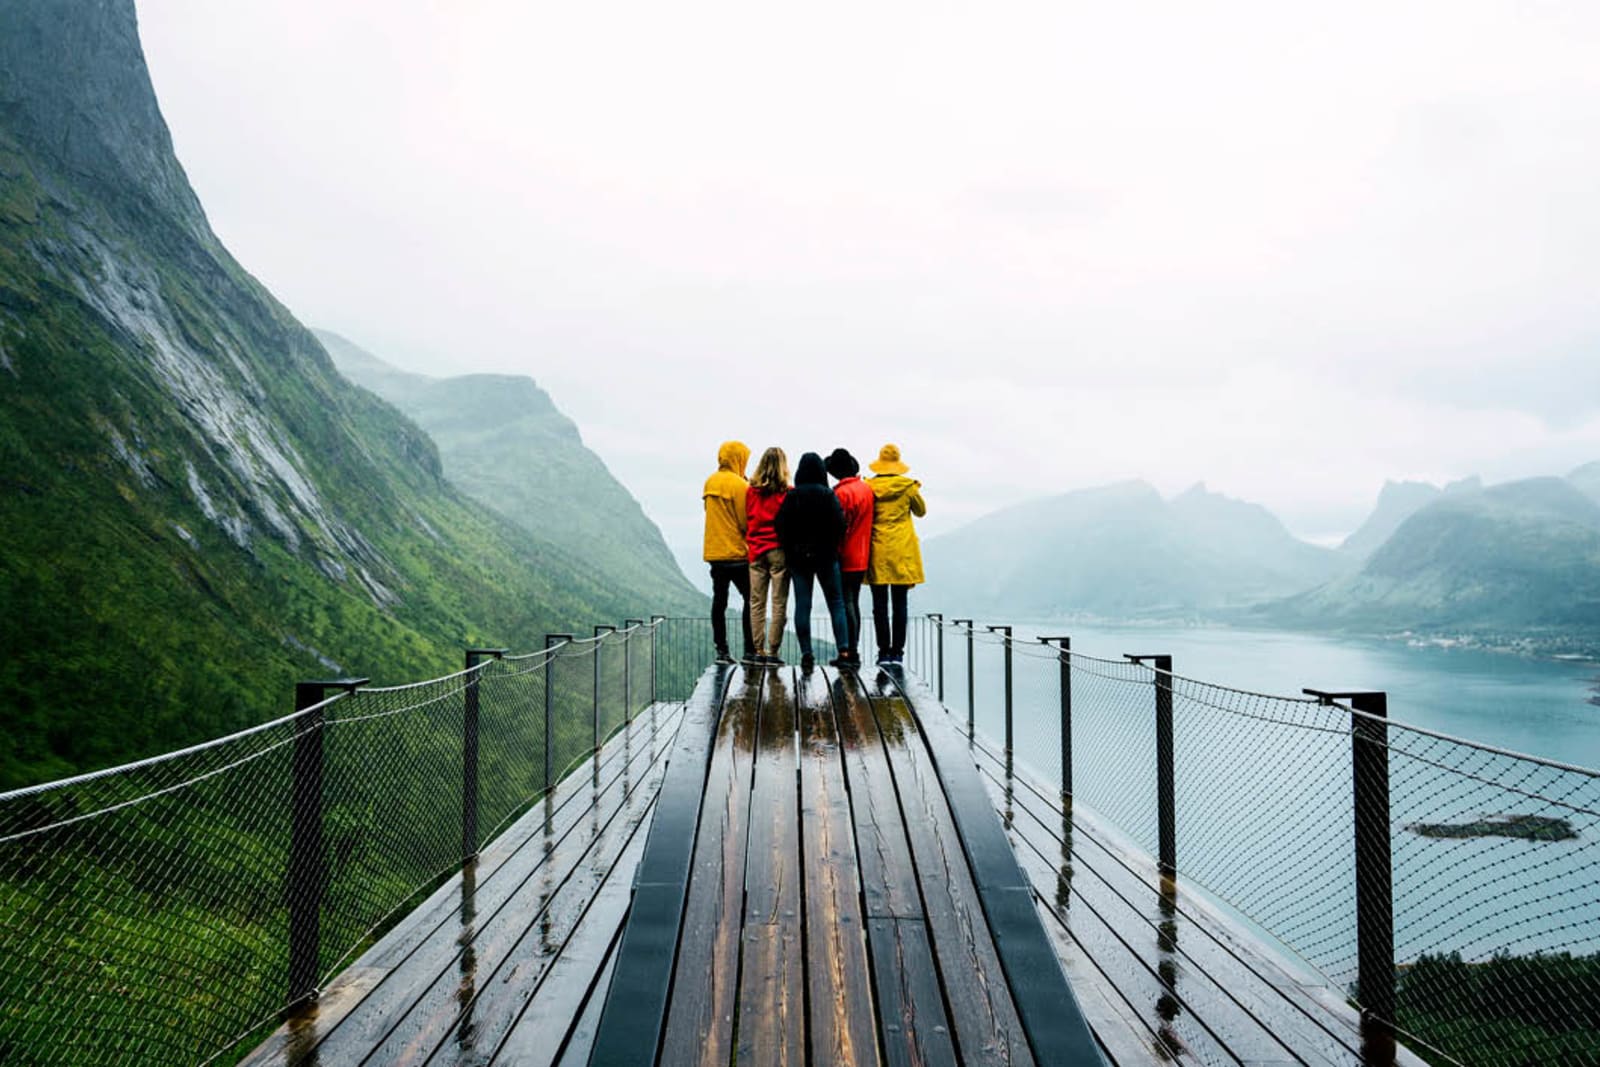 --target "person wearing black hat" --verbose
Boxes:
[826,447,873,670]
[775,452,849,669]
